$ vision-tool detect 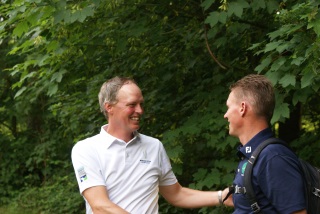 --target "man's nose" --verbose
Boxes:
[136,104,143,113]
[223,112,227,119]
